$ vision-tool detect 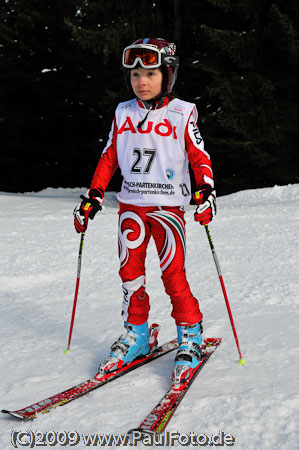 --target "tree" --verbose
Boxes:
[1,0,299,194]
[0,0,109,191]
[176,0,299,193]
